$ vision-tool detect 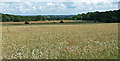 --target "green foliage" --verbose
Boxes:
[60,20,64,23]
[44,15,74,20]
[1,10,120,23]
[1,14,74,22]
[2,14,46,22]
[25,21,29,24]
[73,10,120,23]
